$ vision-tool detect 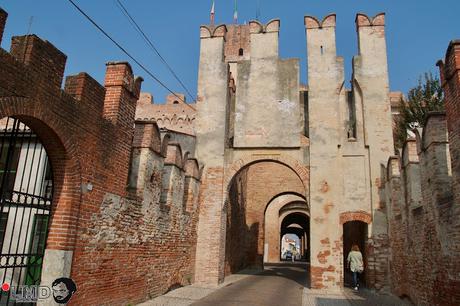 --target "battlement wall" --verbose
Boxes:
[136,92,196,136]
[0,9,203,304]
[382,110,460,304]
